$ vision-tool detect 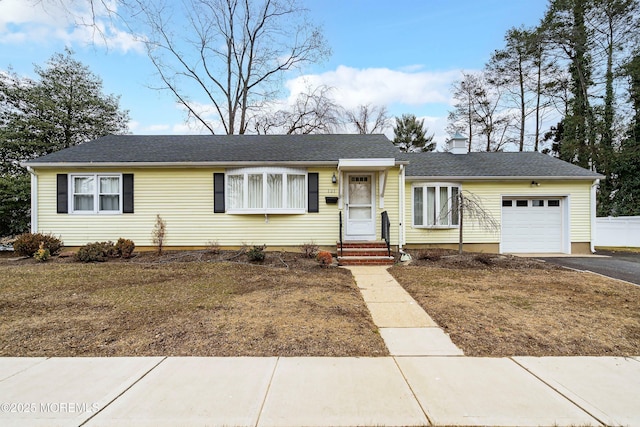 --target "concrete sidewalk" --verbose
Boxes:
[1,356,639,426]
[1,266,639,426]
